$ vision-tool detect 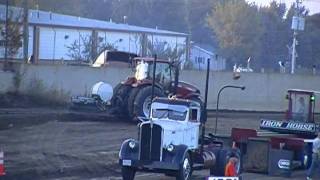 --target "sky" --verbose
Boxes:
[246,0,320,15]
